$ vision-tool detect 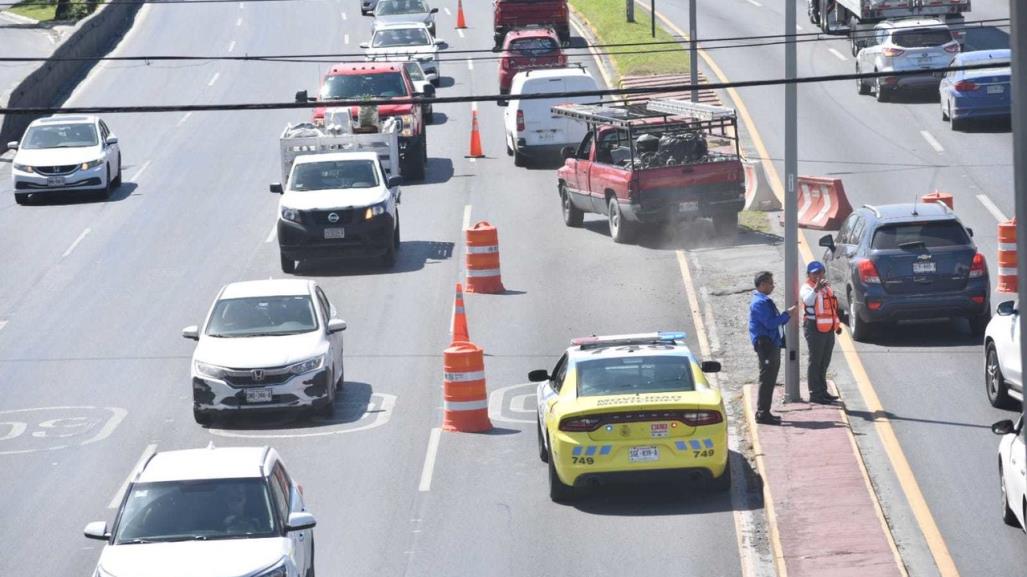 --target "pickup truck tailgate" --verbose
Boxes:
[635,161,745,214]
